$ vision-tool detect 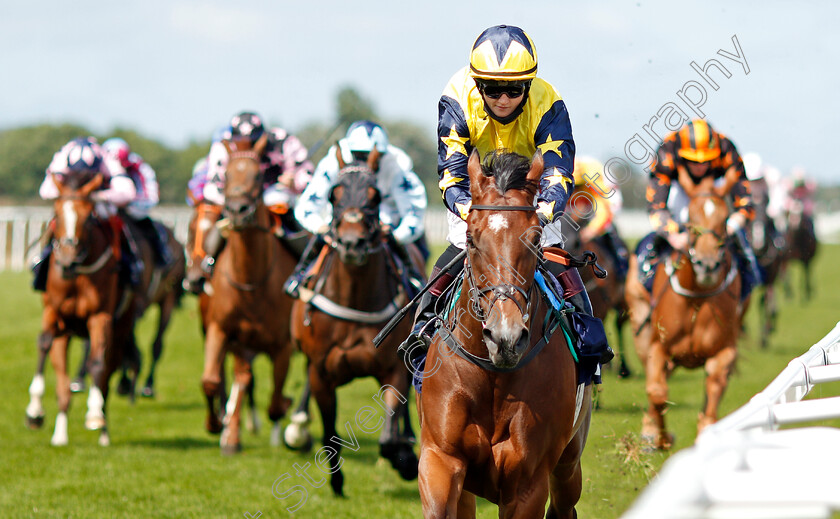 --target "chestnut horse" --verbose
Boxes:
[199,135,295,454]
[71,217,185,399]
[418,151,592,518]
[626,168,743,449]
[287,149,422,496]
[25,173,137,446]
